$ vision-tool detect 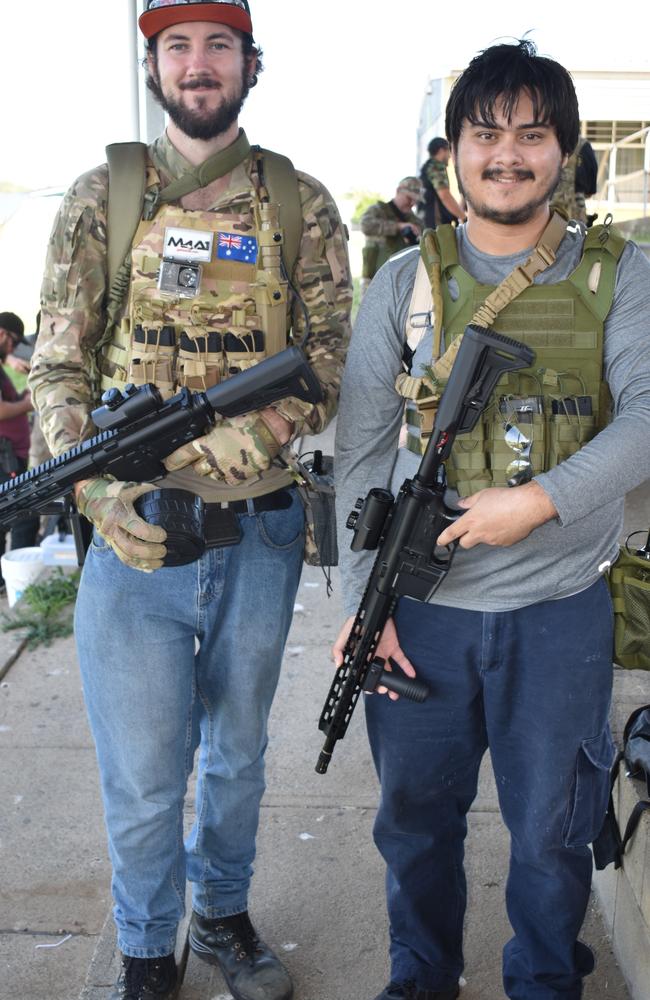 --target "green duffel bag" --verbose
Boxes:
[609,532,650,670]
